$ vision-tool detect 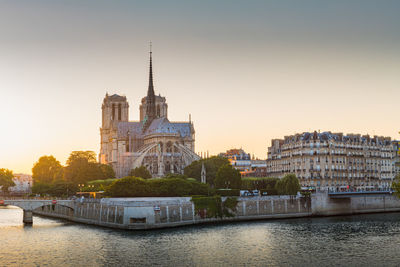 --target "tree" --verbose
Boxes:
[99,164,116,179]
[47,181,77,197]
[285,174,301,196]
[64,151,102,183]
[31,182,51,195]
[214,164,242,189]
[32,155,63,184]
[392,174,400,198]
[0,168,15,193]
[274,174,300,195]
[130,166,152,179]
[184,156,230,186]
